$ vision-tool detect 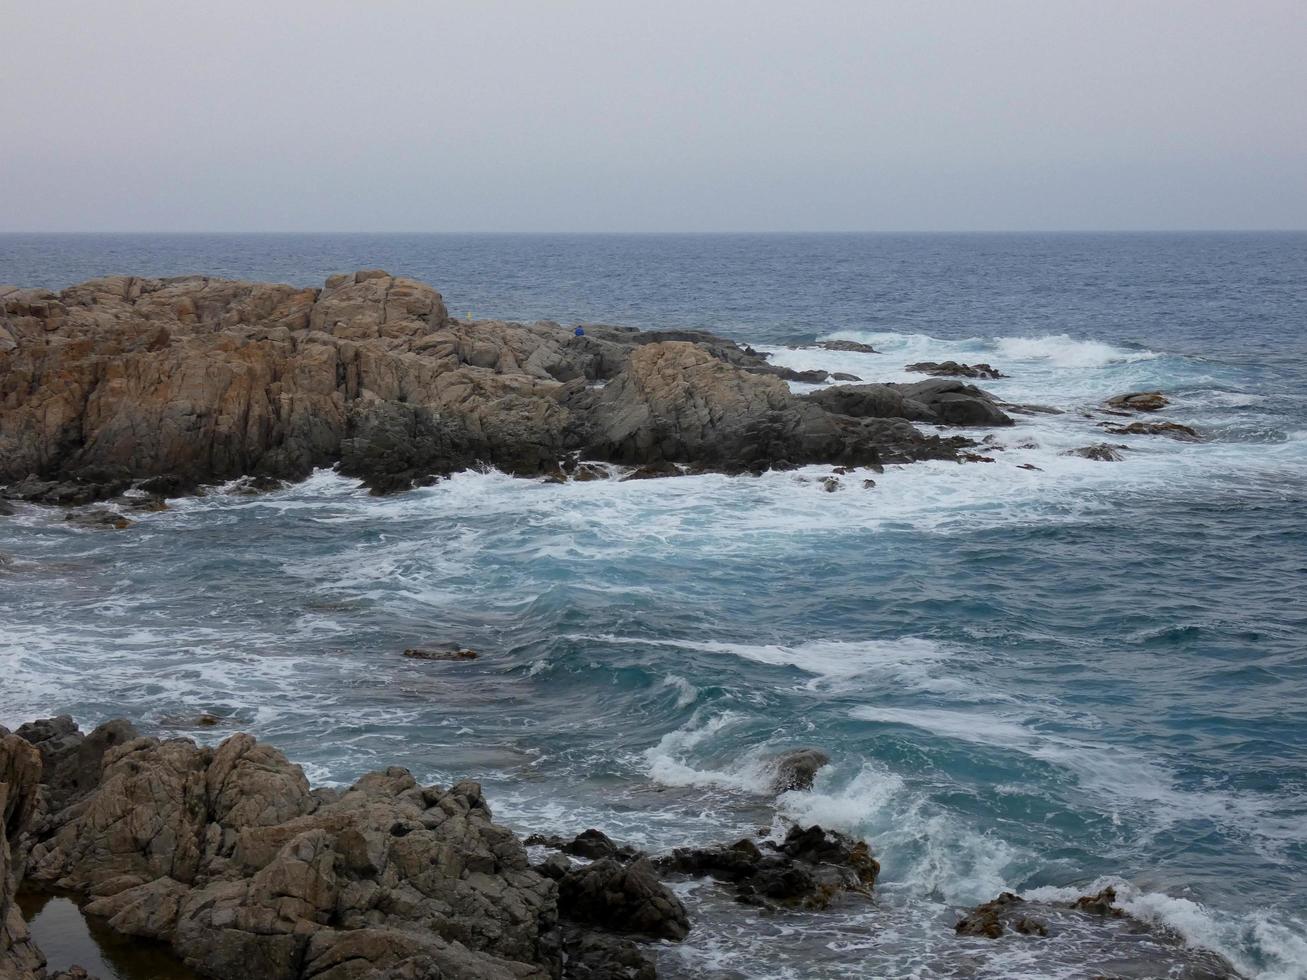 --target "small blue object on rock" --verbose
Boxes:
[574,326,585,337]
